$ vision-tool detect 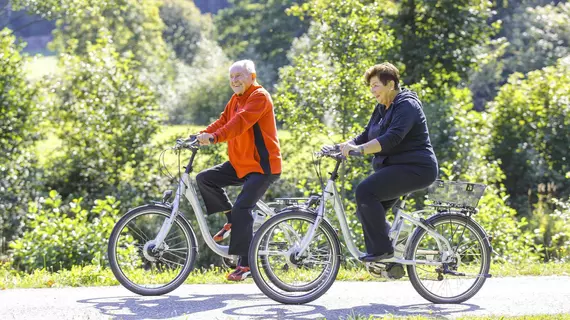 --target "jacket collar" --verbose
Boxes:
[236,83,262,104]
